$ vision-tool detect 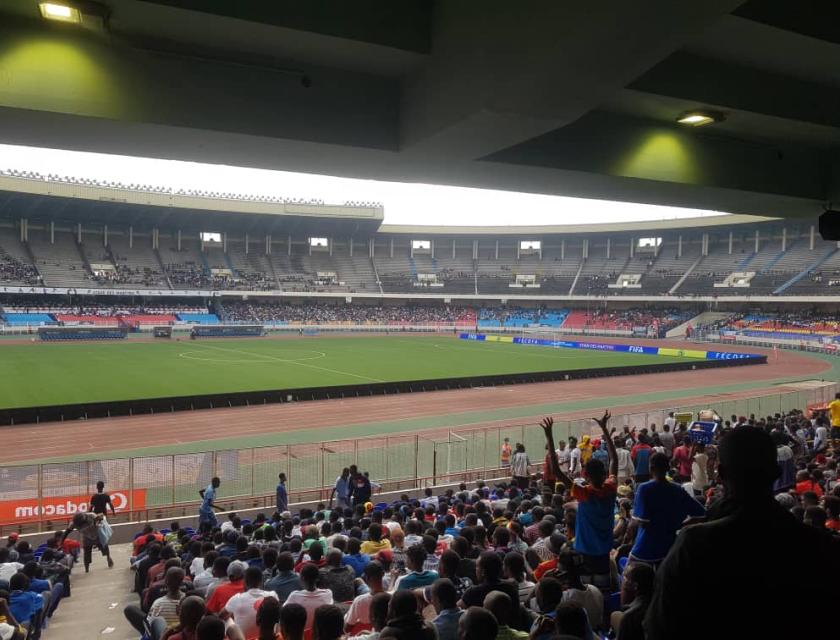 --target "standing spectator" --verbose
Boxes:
[351,473,372,508]
[690,444,709,494]
[89,481,116,517]
[555,441,571,475]
[199,477,223,531]
[631,435,652,484]
[510,444,531,488]
[61,511,113,572]
[276,473,288,514]
[658,423,675,458]
[331,468,351,511]
[671,436,692,483]
[568,437,581,478]
[541,413,618,588]
[613,438,635,485]
[500,438,512,468]
[629,453,705,568]
[829,391,840,448]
